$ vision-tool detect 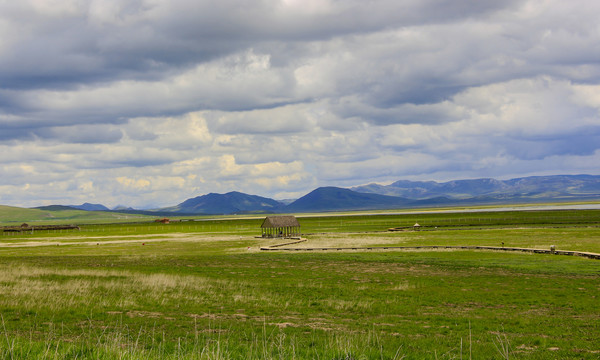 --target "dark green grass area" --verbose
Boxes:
[297,209,600,232]
[0,208,599,358]
[3,208,599,241]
